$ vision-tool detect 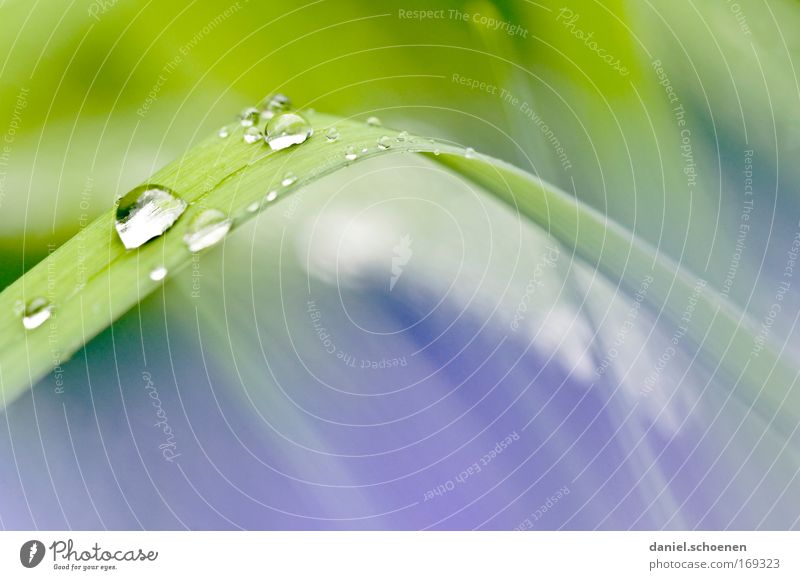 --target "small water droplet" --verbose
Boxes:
[183,209,232,252]
[366,116,381,127]
[115,185,188,250]
[344,146,358,161]
[149,266,168,281]
[325,127,340,142]
[281,172,297,187]
[239,107,260,127]
[247,201,260,213]
[266,190,278,202]
[266,112,313,151]
[243,126,262,144]
[12,299,24,316]
[377,135,392,150]
[361,147,368,154]
[218,127,230,138]
[259,93,291,119]
[396,131,409,142]
[465,147,475,159]
[22,297,52,330]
